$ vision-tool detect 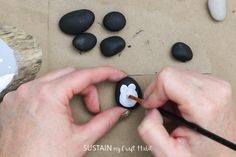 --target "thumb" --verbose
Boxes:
[138,109,173,156]
[79,107,129,145]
